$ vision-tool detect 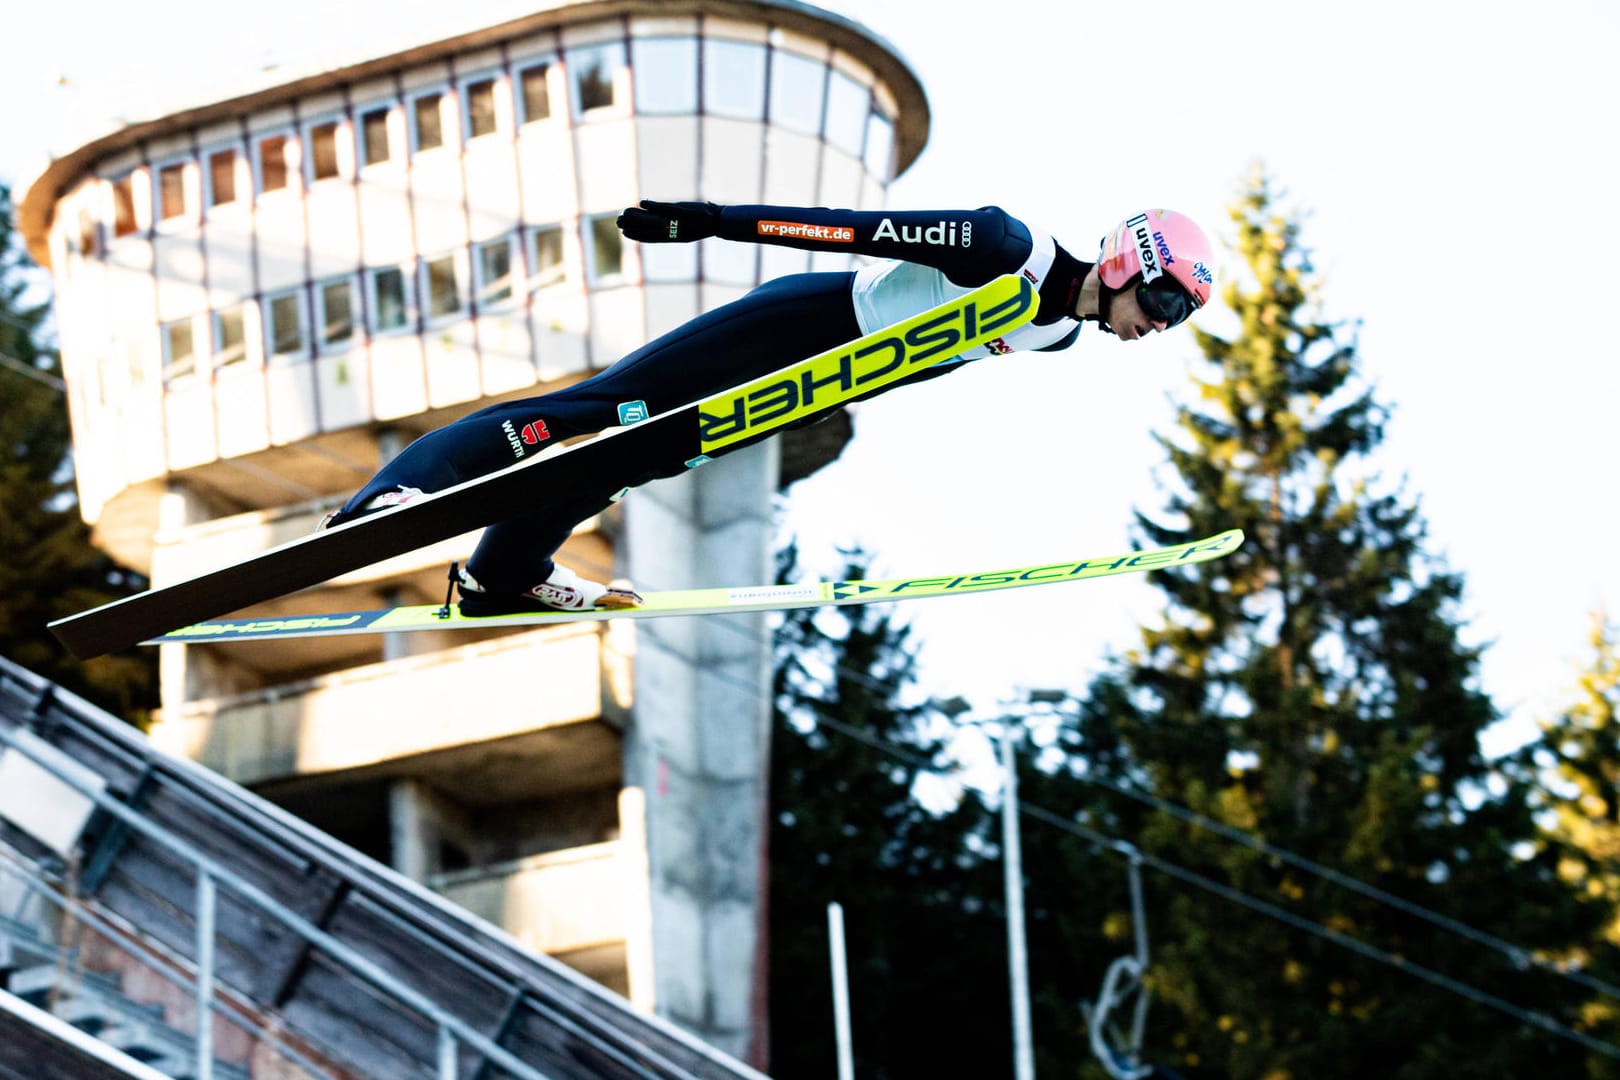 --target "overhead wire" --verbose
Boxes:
[81,362,1608,1056]
[769,672,1620,1062]
[0,349,65,392]
[580,556,1620,1059]
[1067,762,1620,1003]
[740,576,1620,1000]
